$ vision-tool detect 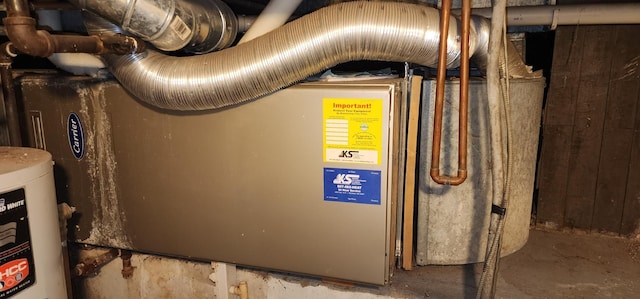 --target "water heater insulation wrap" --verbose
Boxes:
[0,147,67,299]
